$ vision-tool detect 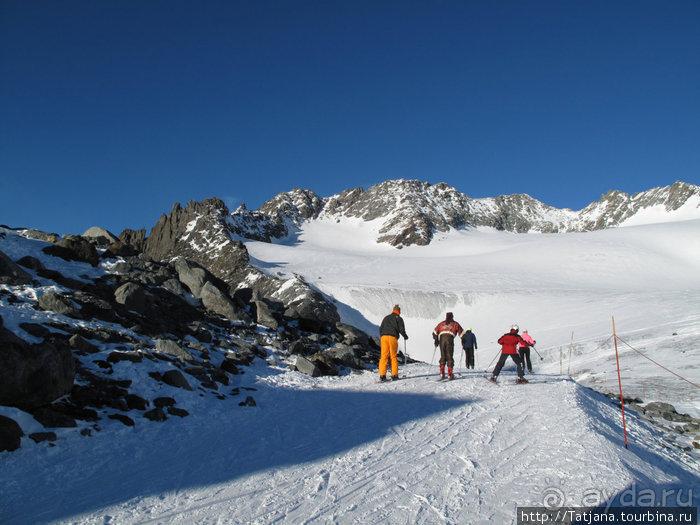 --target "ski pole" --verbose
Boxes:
[458,347,464,373]
[404,338,408,365]
[485,349,500,373]
[430,345,437,367]
[532,345,544,361]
